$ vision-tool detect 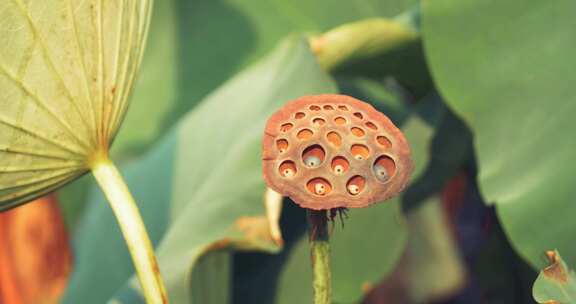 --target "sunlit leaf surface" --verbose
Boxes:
[0,0,152,209]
